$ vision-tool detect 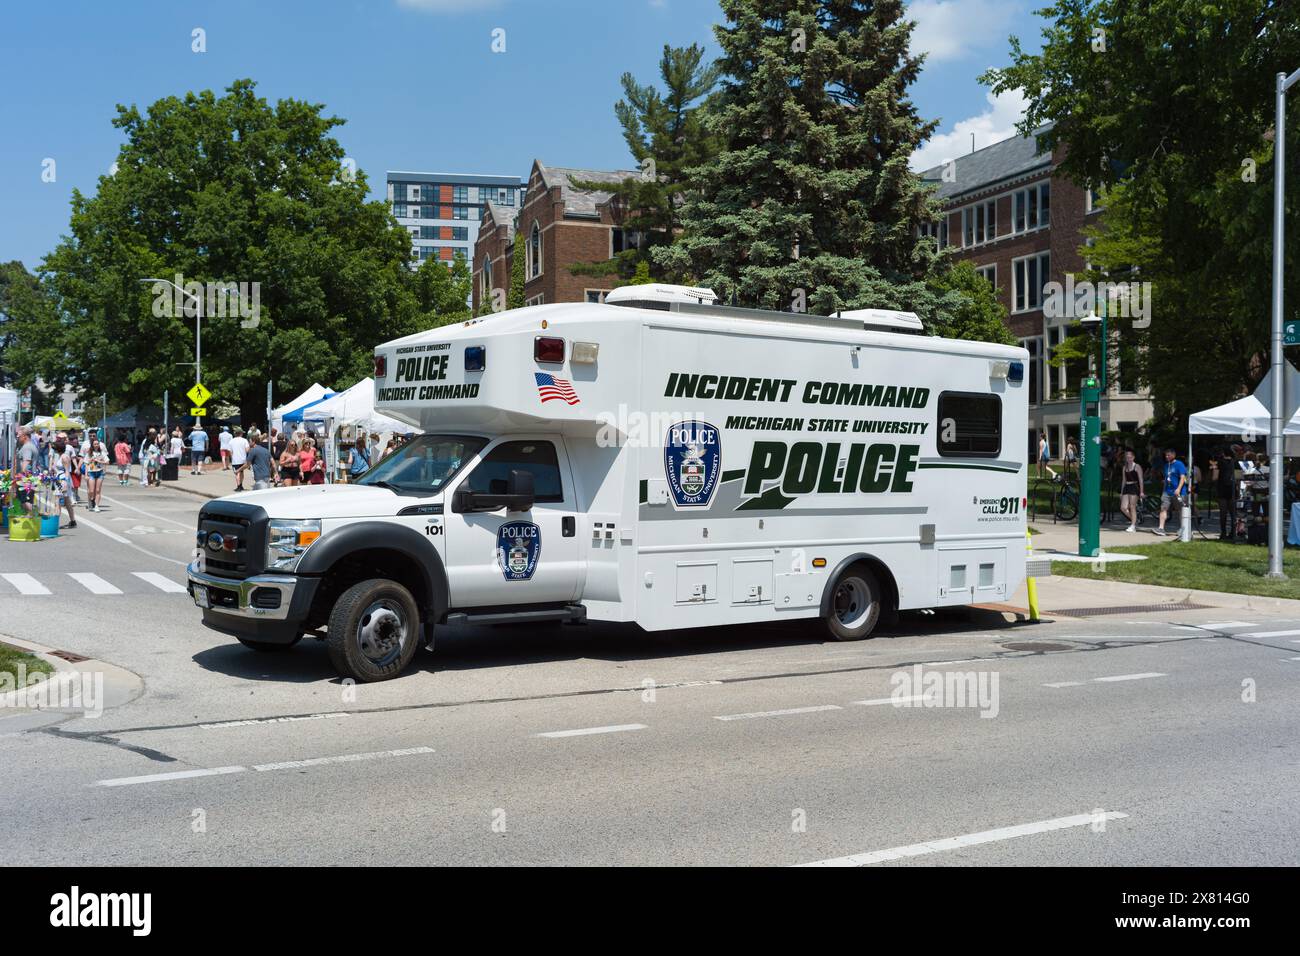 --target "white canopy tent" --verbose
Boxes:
[0,387,18,470]
[301,378,414,435]
[269,383,333,432]
[1189,362,1300,455]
